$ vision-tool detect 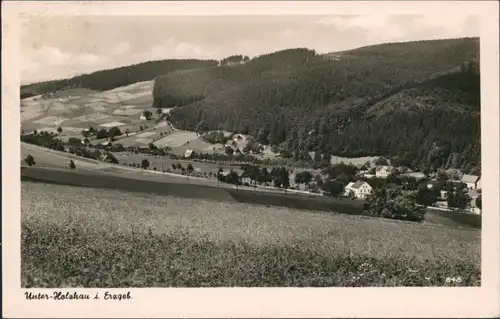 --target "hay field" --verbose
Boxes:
[154,131,198,148]
[21,181,481,287]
